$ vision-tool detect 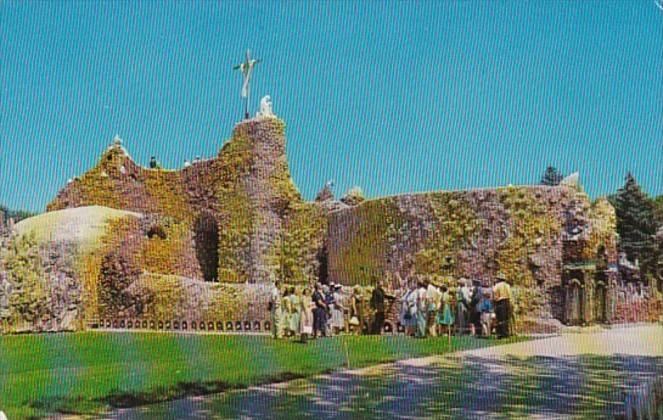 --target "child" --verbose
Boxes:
[479,291,493,338]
